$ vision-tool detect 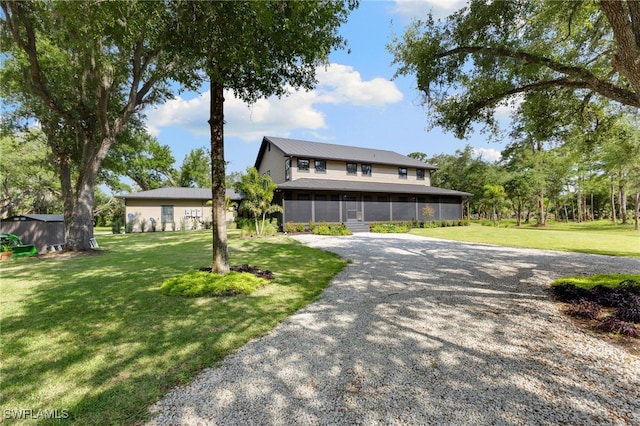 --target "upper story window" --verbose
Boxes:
[315,160,326,172]
[416,169,425,180]
[285,158,291,181]
[297,158,310,171]
[398,167,408,179]
[346,162,357,175]
[361,164,372,176]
